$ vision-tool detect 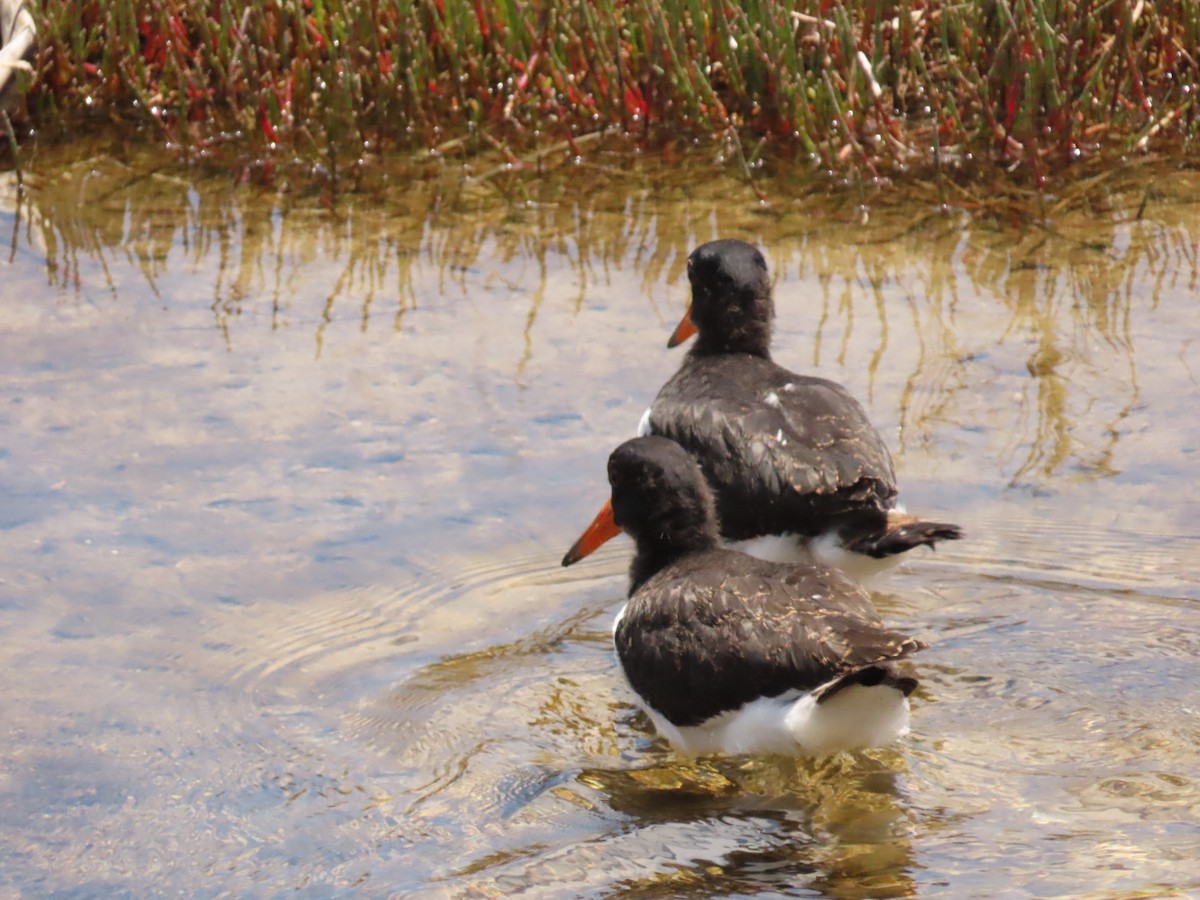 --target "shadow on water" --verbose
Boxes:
[1,139,1199,895]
